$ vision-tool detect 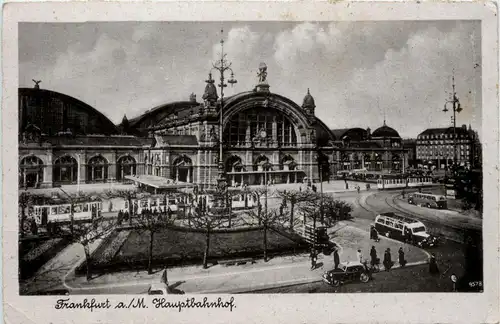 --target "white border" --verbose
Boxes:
[2,2,499,324]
